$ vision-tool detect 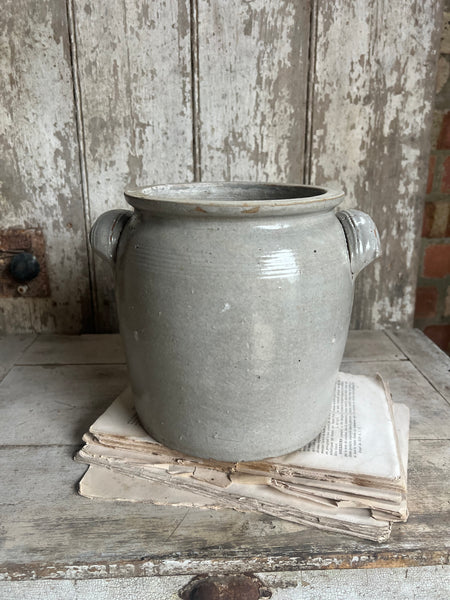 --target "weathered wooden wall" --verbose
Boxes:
[0,0,91,333]
[308,0,443,330]
[197,0,310,182]
[0,0,443,333]
[72,0,194,331]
